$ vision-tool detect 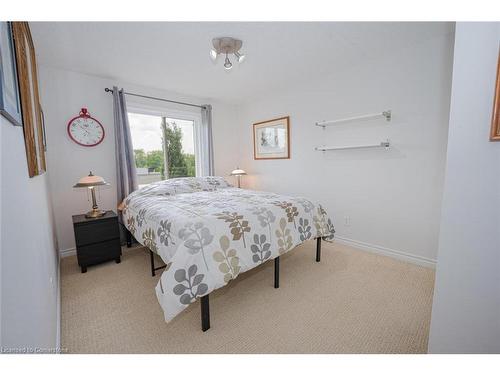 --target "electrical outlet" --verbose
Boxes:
[344,216,351,226]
